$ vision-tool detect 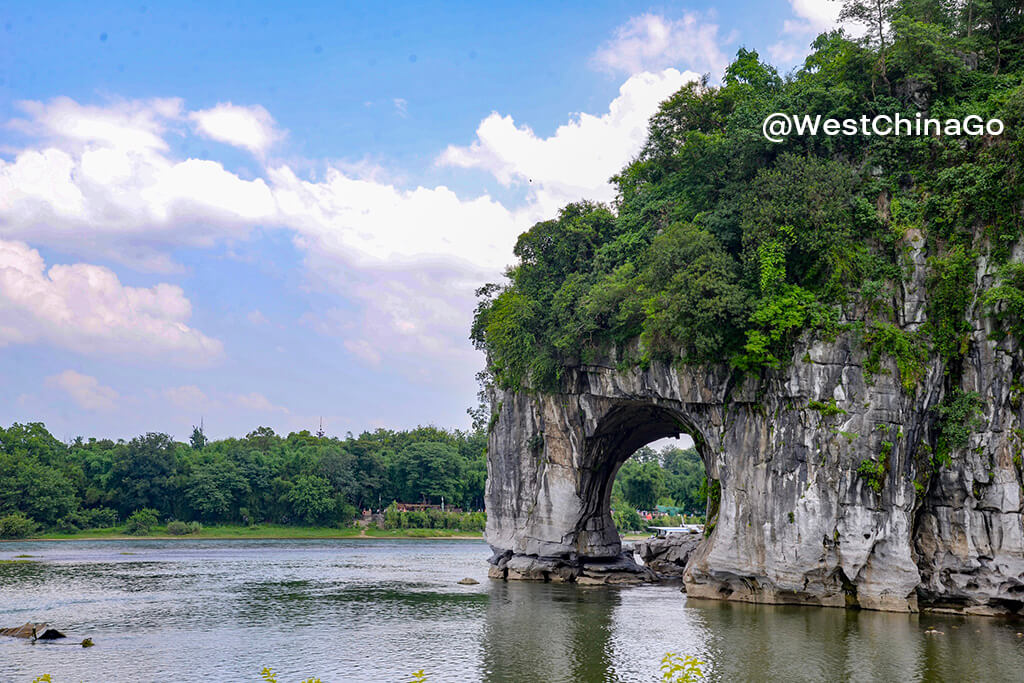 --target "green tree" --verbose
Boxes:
[282,474,336,524]
[190,425,207,450]
[108,433,179,518]
[390,442,464,505]
[618,460,667,510]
